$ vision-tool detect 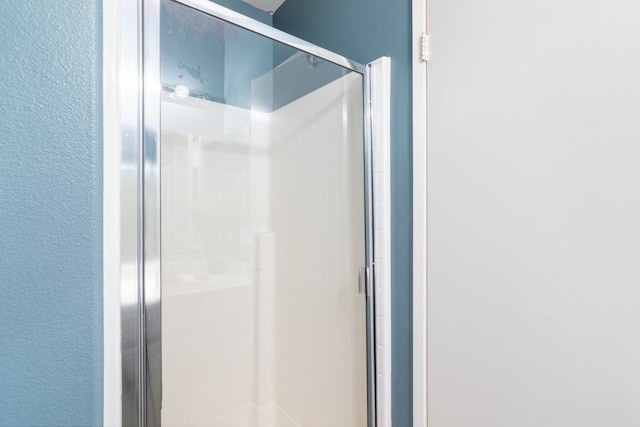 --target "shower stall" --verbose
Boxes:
[120,1,378,426]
